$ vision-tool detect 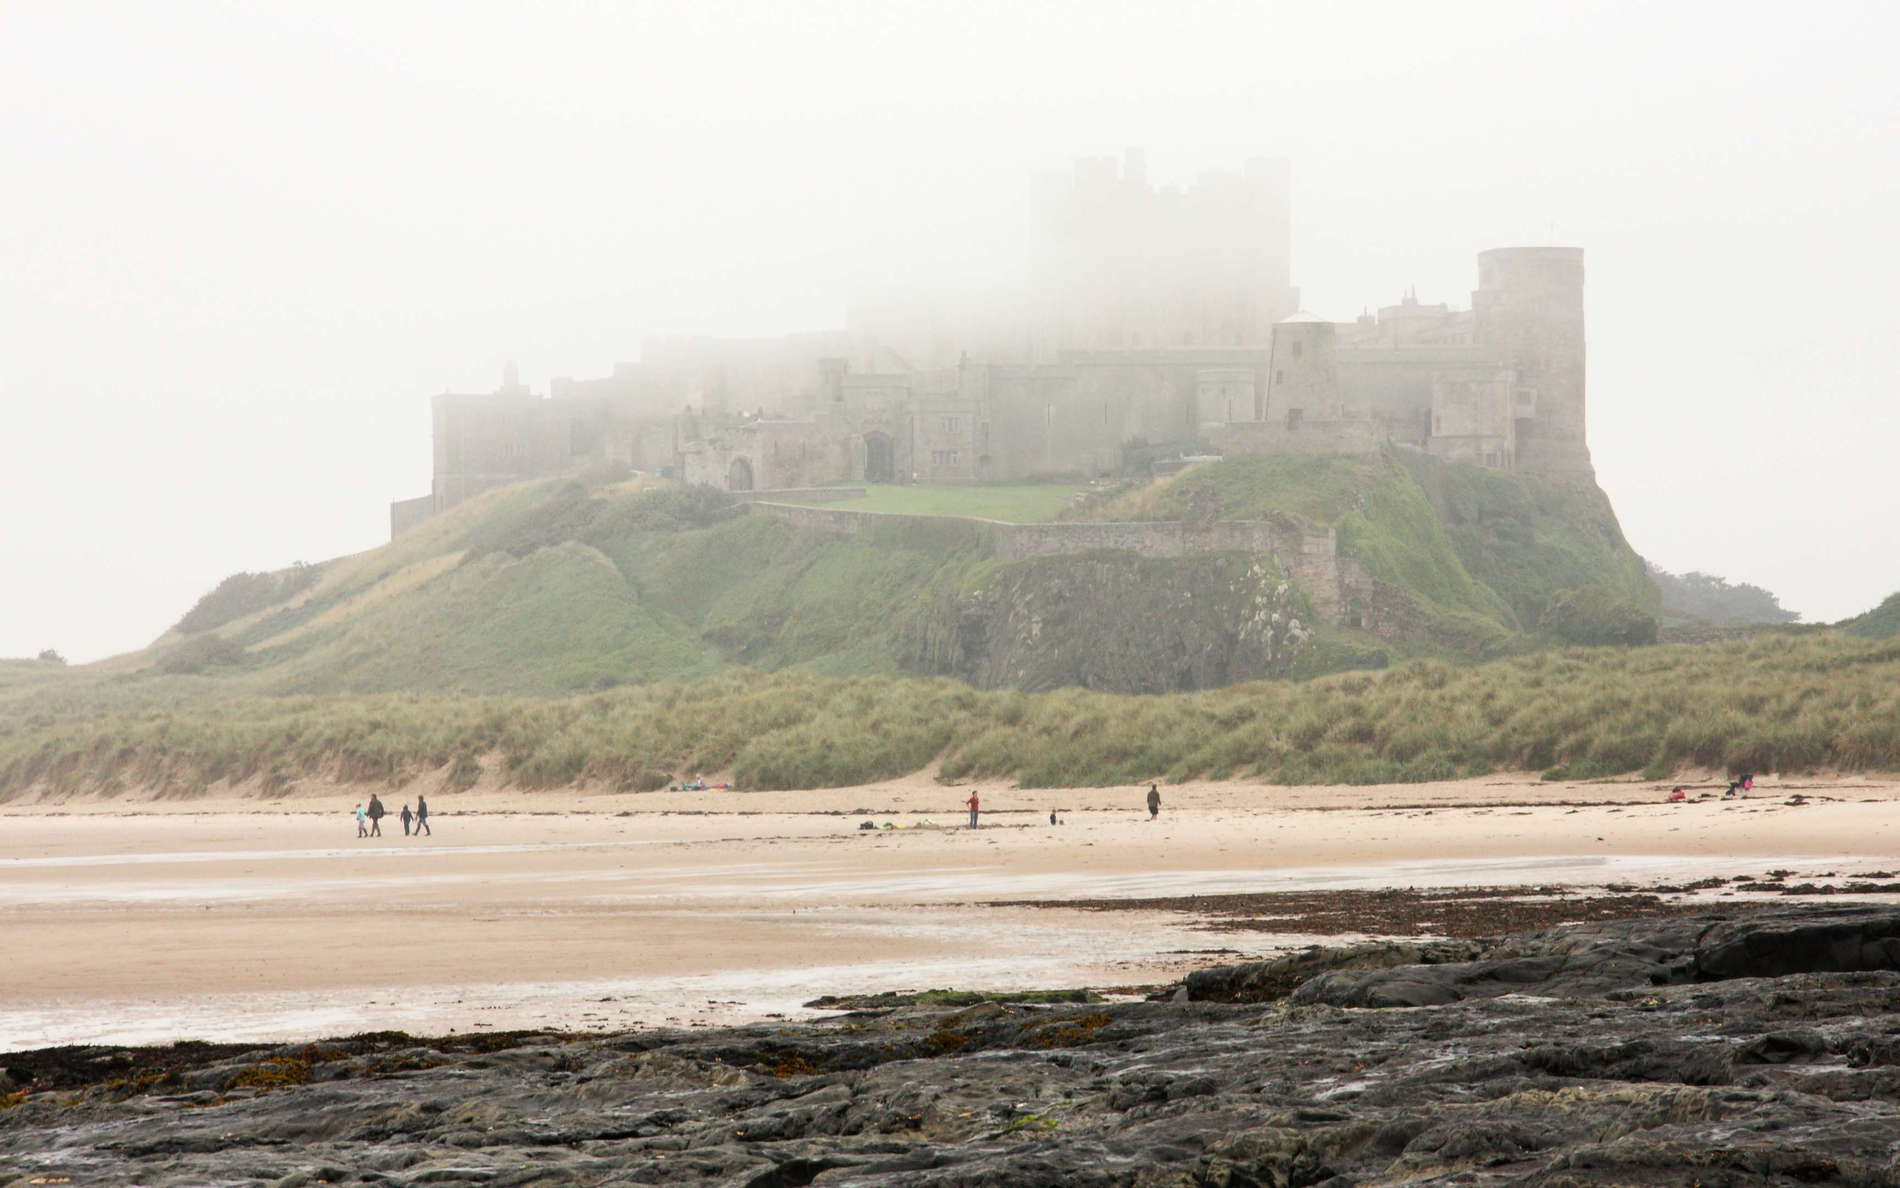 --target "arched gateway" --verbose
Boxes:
[863,431,895,483]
